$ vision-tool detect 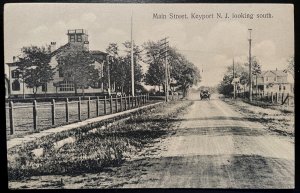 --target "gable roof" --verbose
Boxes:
[258,70,287,77]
